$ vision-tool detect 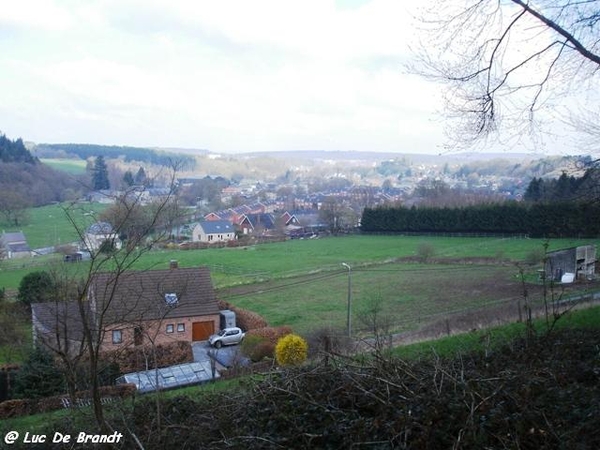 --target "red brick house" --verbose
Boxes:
[32,264,220,354]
